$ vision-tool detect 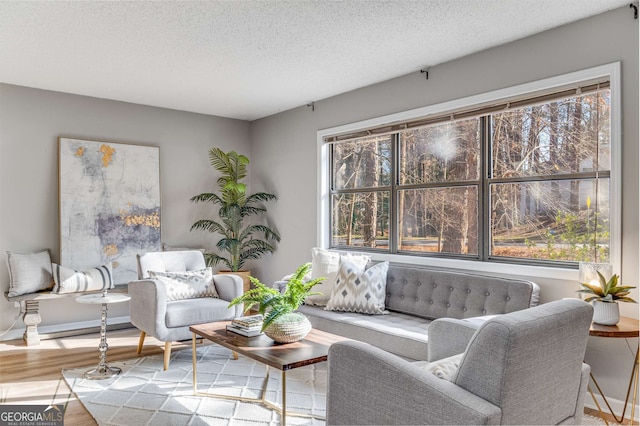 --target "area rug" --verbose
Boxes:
[62,344,325,425]
[582,414,607,425]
